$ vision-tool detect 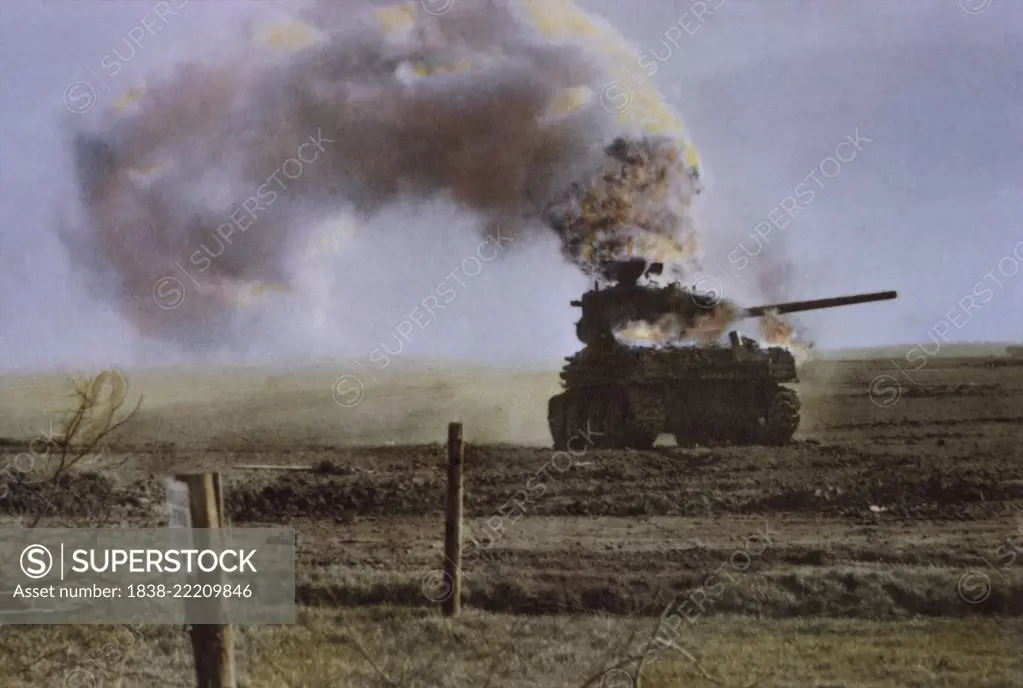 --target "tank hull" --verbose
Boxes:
[549,344,801,449]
